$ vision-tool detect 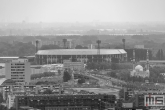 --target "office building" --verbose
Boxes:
[5,58,31,85]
